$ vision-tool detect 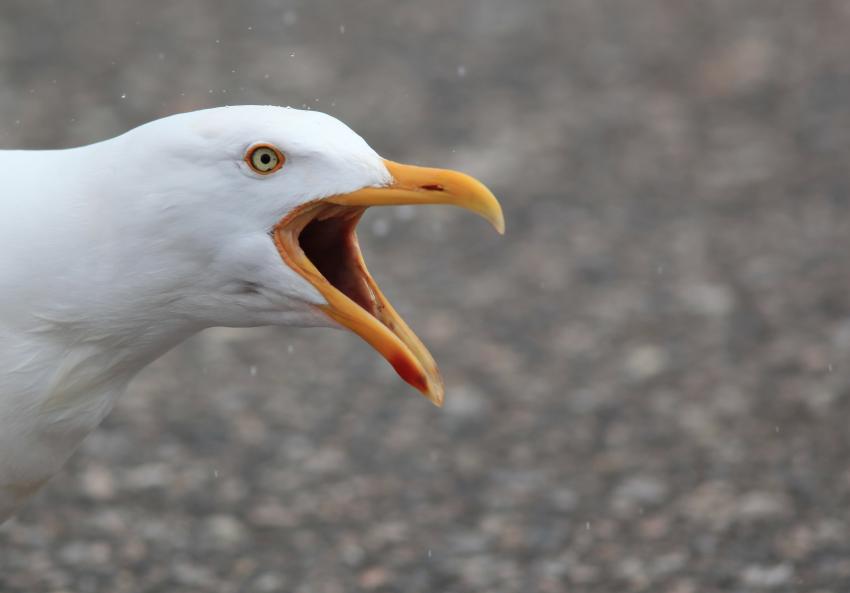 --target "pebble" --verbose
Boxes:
[80,465,115,501]
[741,563,793,588]
[196,515,247,552]
[624,345,669,380]
[613,475,669,511]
